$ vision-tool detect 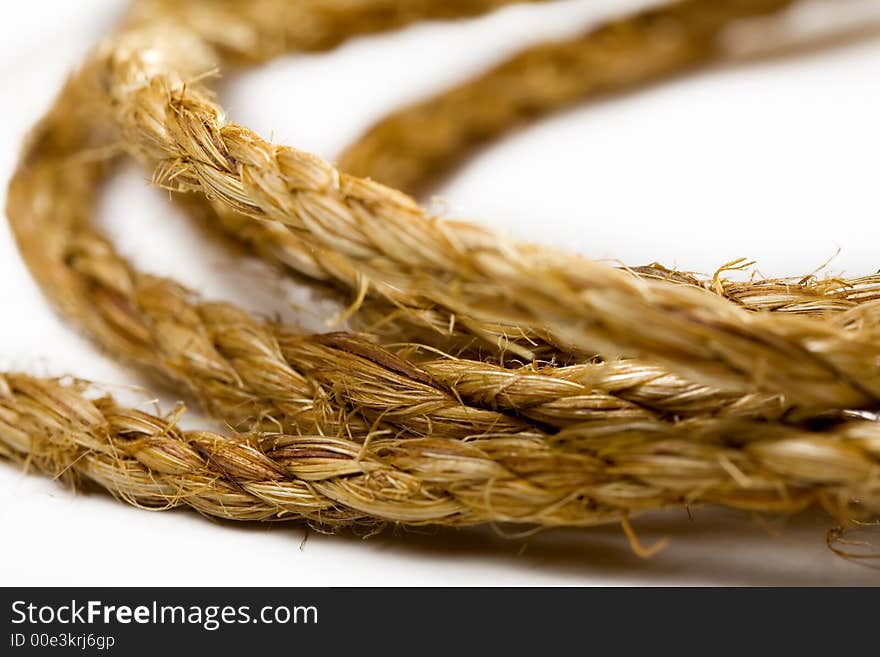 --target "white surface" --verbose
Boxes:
[2,0,880,586]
